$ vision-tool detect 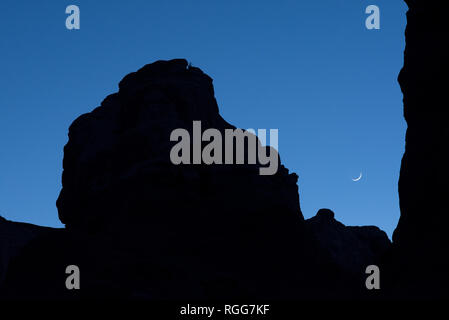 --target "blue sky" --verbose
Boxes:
[0,0,407,237]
